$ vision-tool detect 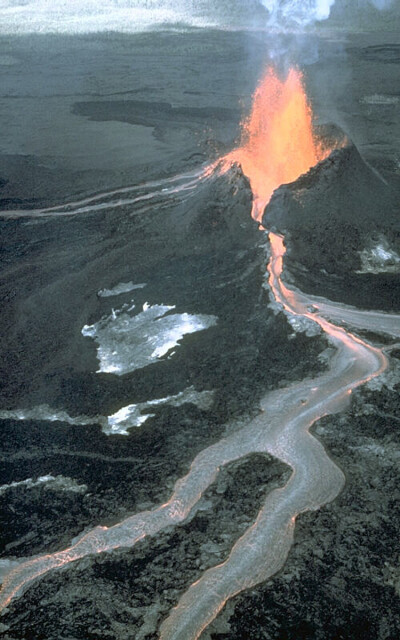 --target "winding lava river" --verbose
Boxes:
[1,66,399,638]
